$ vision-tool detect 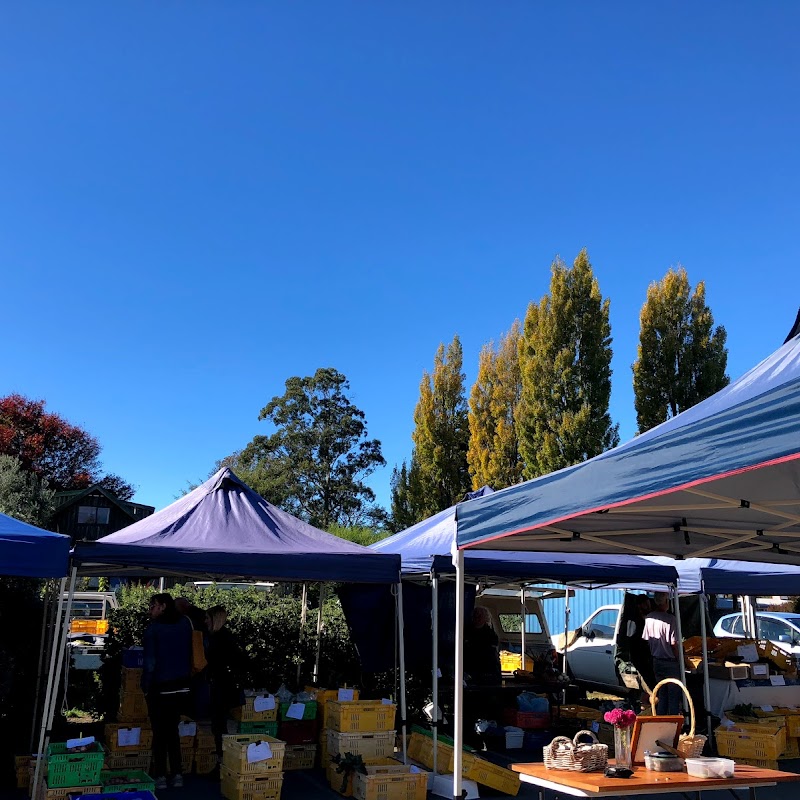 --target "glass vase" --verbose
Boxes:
[614,725,632,769]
